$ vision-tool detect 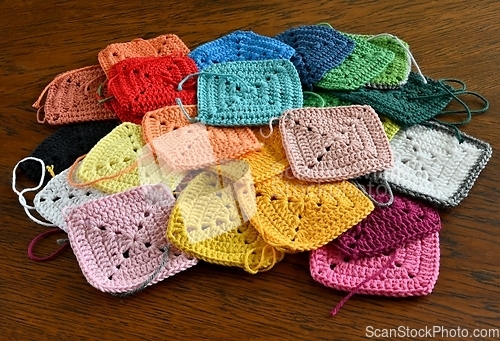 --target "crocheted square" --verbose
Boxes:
[98,34,190,75]
[315,34,395,90]
[333,72,455,126]
[380,116,400,141]
[189,30,295,70]
[310,232,440,296]
[197,60,303,126]
[167,171,284,274]
[66,184,197,294]
[335,192,441,259]
[105,56,198,124]
[33,65,117,125]
[19,121,119,183]
[142,105,262,170]
[34,168,107,232]
[250,175,374,252]
[303,89,351,107]
[279,106,393,182]
[379,122,492,208]
[275,25,355,87]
